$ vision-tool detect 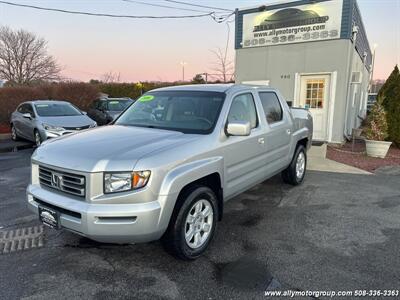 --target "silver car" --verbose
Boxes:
[27,85,312,259]
[10,100,97,146]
